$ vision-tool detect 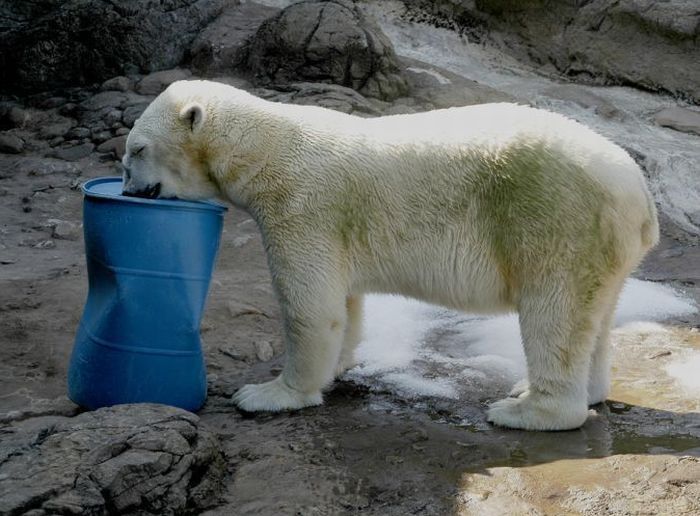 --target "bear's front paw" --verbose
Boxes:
[232,376,323,412]
[486,391,589,431]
